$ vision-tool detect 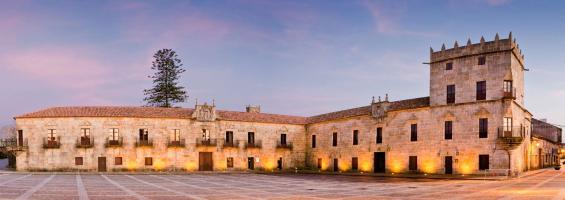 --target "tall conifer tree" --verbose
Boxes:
[143,49,187,107]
